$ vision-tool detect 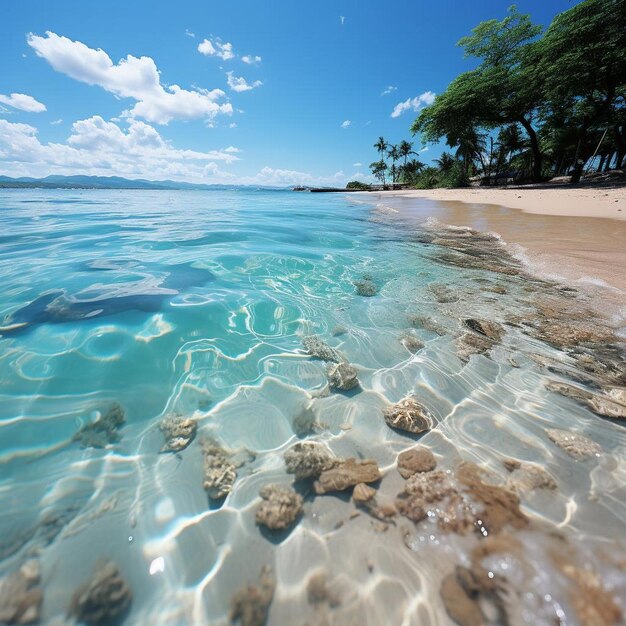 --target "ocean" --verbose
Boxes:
[0,189,624,625]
